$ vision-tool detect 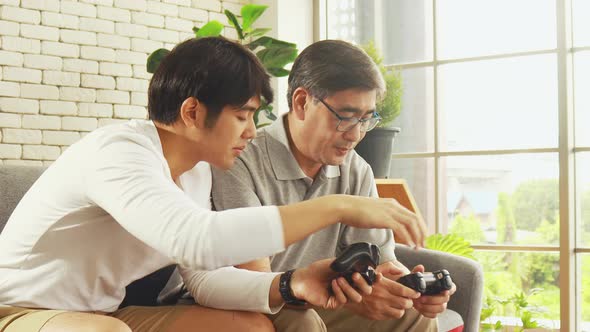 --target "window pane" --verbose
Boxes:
[579,153,590,247]
[574,51,590,147]
[573,0,590,47]
[326,0,433,64]
[581,254,590,331]
[392,67,434,153]
[441,154,559,245]
[436,0,556,60]
[389,157,435,234]
[326,0,364,43]
[438,54,558,151]
[380,0,433,64]
[477,251,560,329]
